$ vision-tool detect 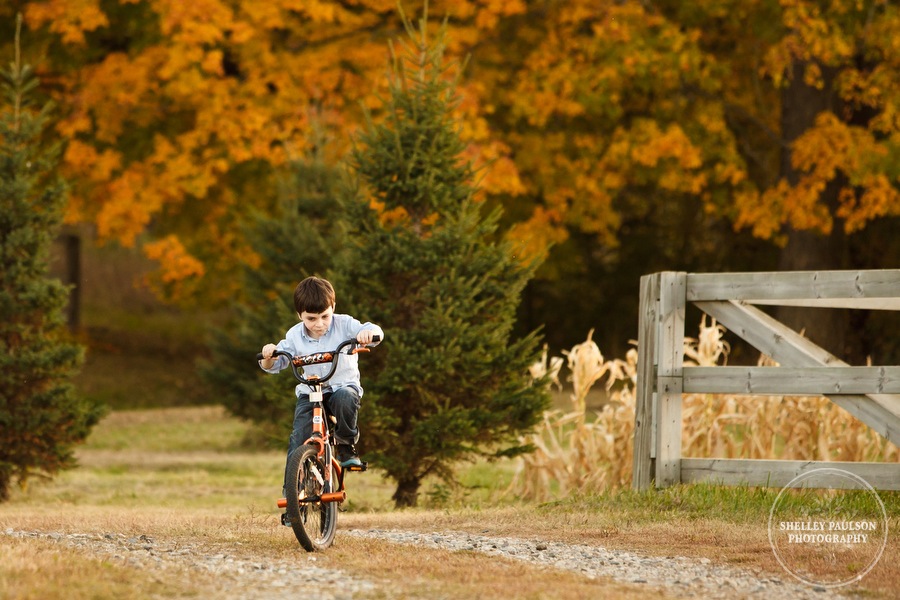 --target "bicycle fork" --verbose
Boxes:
[308,382,347,503]
[277,381,346,510]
